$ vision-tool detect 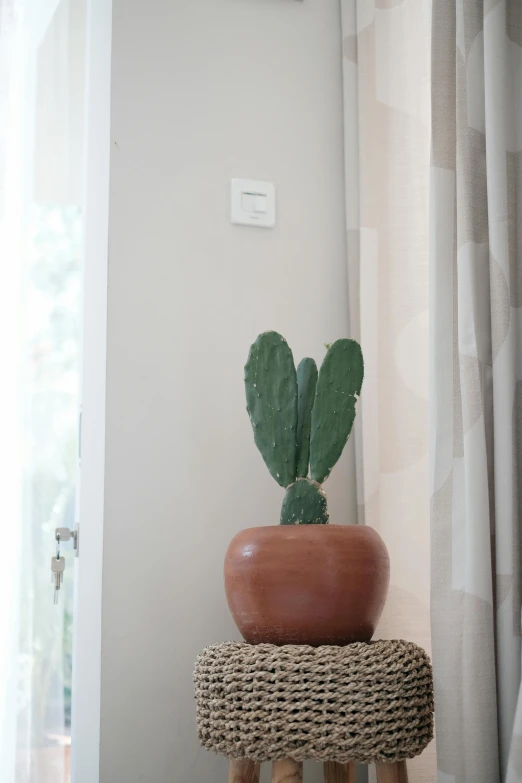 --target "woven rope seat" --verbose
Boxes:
[194,640,434,767]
